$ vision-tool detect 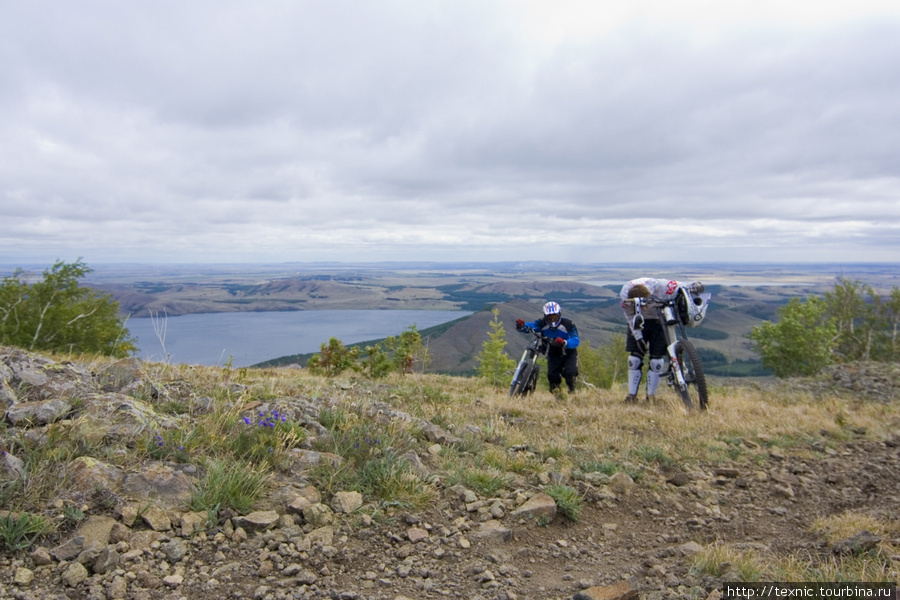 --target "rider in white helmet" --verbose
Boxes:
[619,278,704,404]
[516,301,580,394]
